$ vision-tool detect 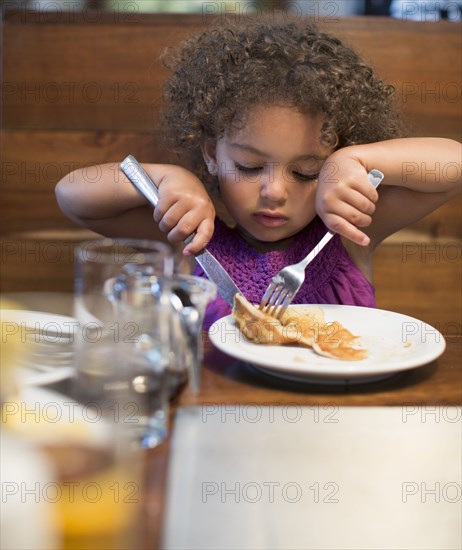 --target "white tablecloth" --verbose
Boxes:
[163,405,461,550]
